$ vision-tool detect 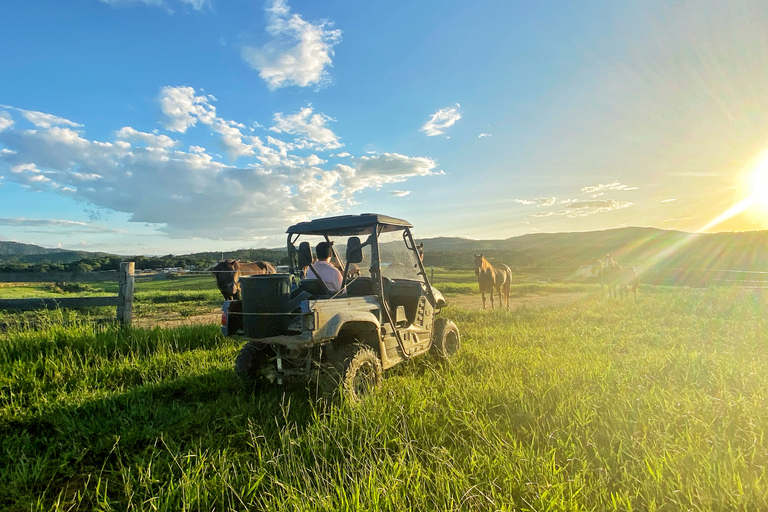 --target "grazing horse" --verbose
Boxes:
[213,259,277,300]
[474,253,512,310]
[592,258,639,299]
